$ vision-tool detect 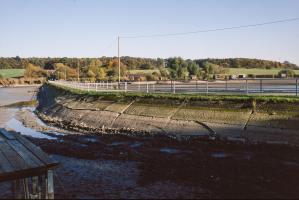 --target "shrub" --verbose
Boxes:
[278,69,295,78]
